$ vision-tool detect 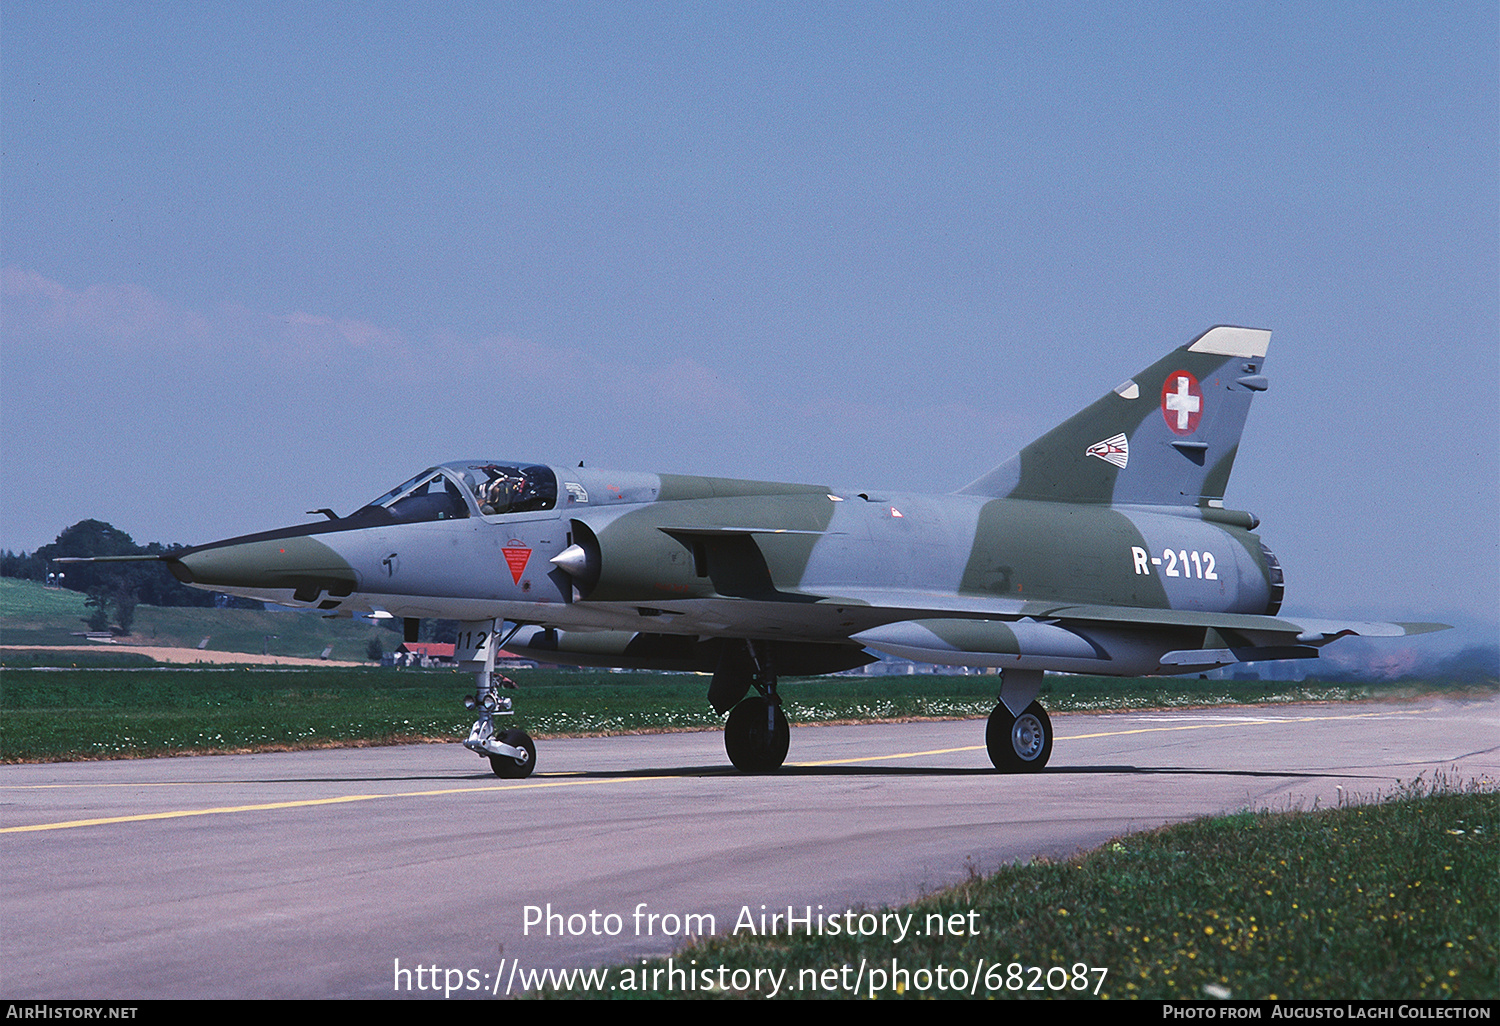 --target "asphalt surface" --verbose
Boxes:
[3,696,1496,999]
